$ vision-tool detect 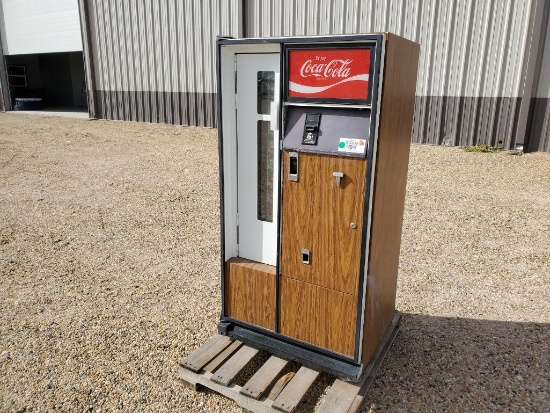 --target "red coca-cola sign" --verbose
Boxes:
[288,48,371,101]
